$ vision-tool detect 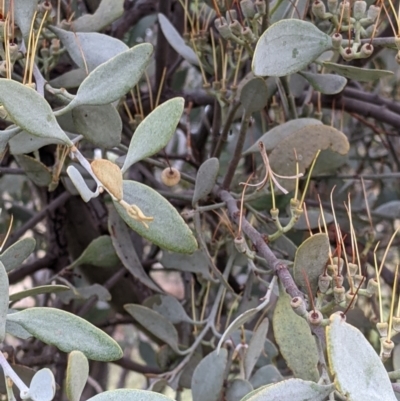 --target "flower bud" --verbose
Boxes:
[339,1,350,22]
[215,17,233,39]
[291,297,308,317]
[229,20,242,36]
[393,316,400,332]
[255,0,266,15]
[345,291,357,309]
[367,5,380,21]
[353,0,367,19]
[327,0,338,13]
[360,43,373,58]
[348,262,358,276]
[241,26,256,42]
[161,167,181,187]
[225,9,237,23]
[307,310,323,325]
[333,286,345,303]
[318,274,332,293]
[331,32,342,49]
[380,339,394,361]
[341,46,355,61]
[366,278,378,296]
[312,0,327,19]
[240,0,256,19]
[376,321,388,338]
